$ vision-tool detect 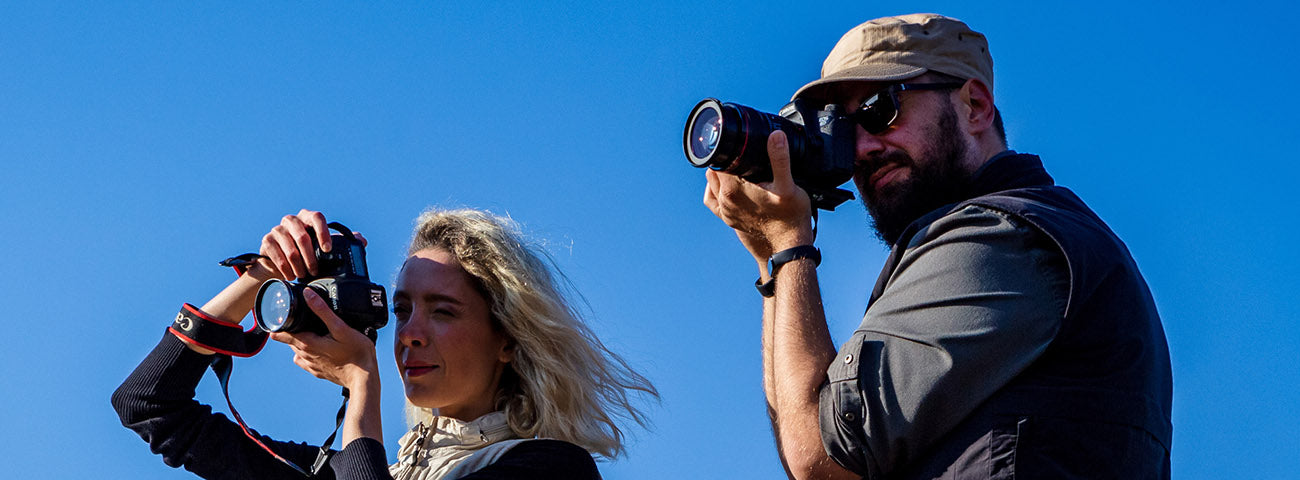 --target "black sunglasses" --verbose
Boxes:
[848,82,965,134]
